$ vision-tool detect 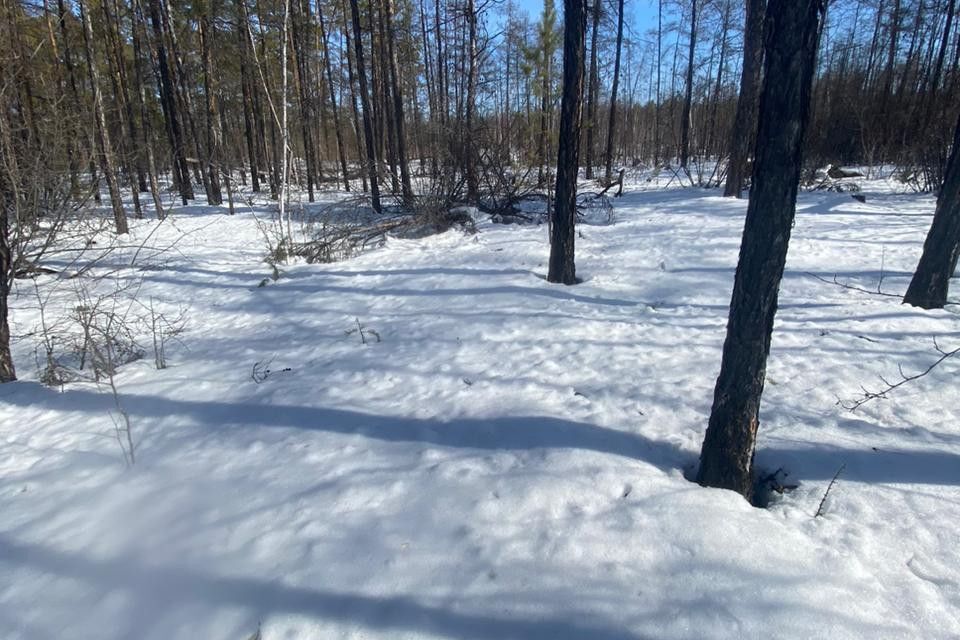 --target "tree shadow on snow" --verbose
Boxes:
[756,442,960,486]
[1,383,692,473]
[0,534,652,640]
